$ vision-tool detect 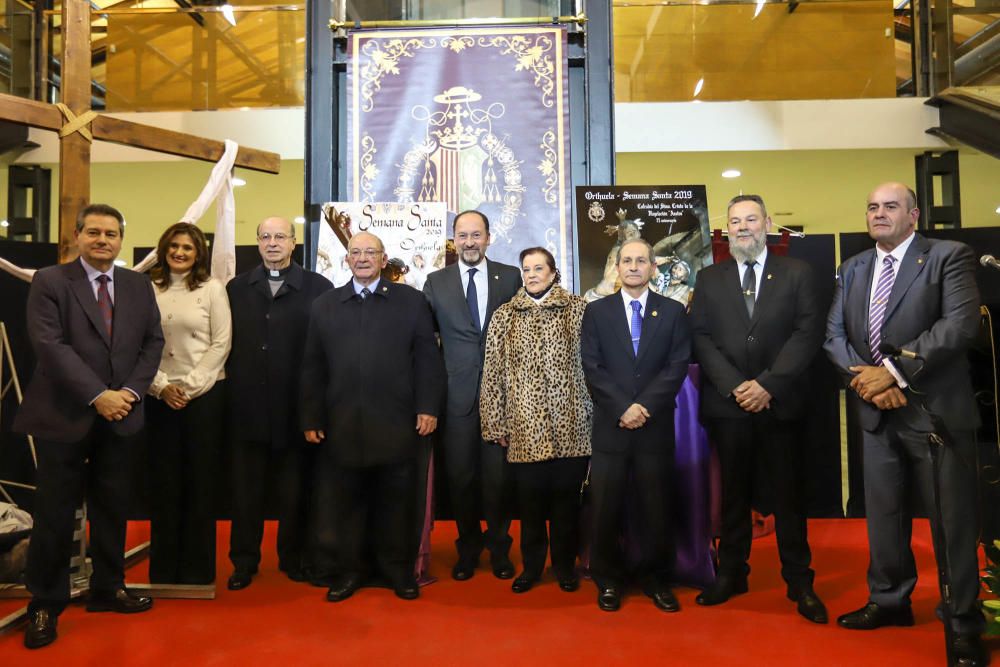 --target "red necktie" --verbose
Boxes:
[96,274,113,337]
